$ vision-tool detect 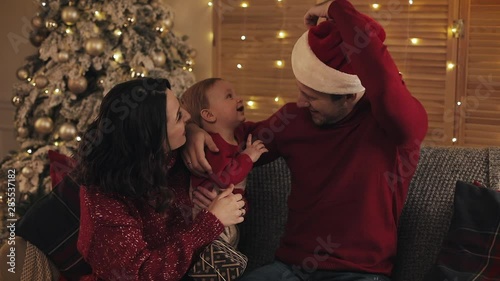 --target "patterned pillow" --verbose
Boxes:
[424,180,500,280]
[16,151,91,280]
